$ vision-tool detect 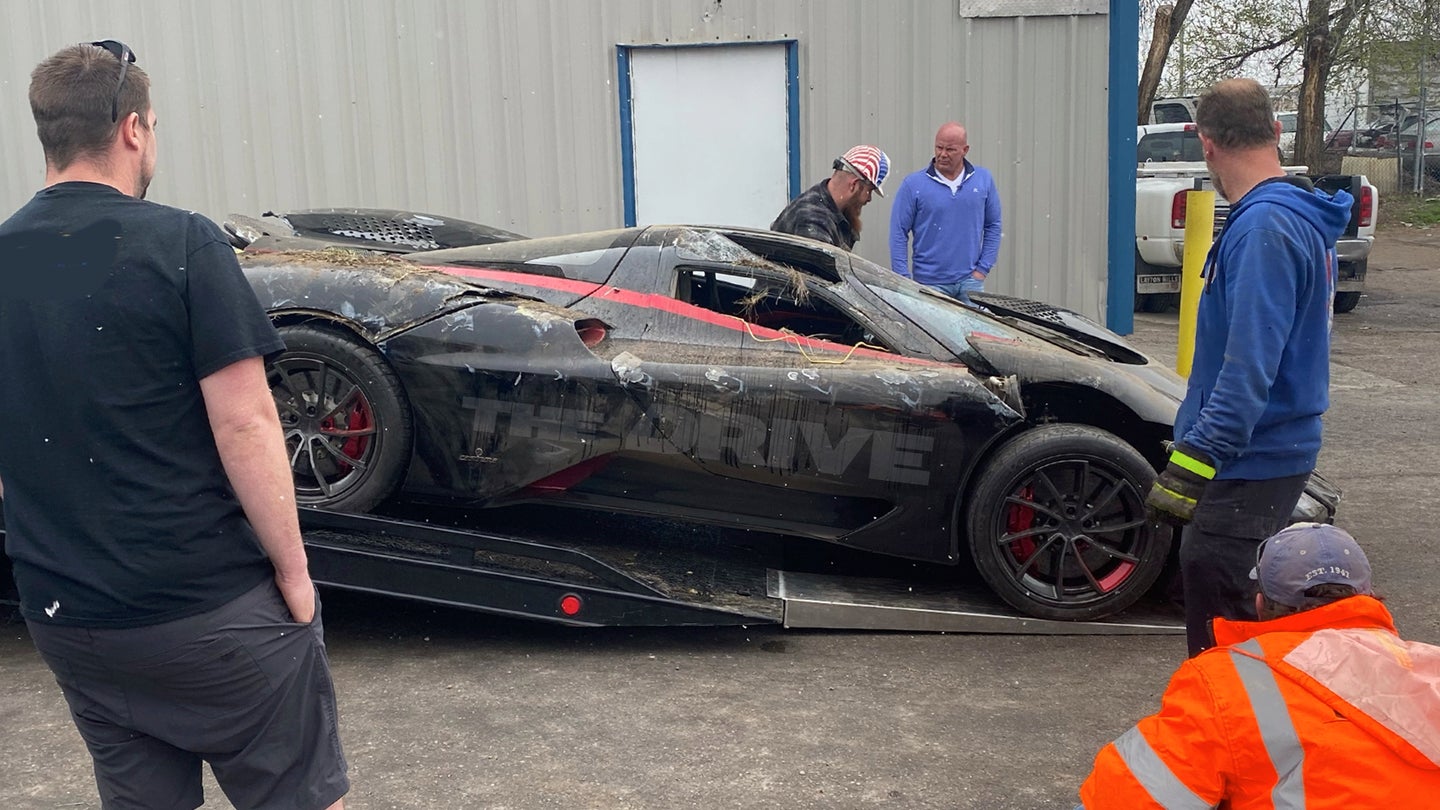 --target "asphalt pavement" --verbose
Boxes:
[3,227,1438,809]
